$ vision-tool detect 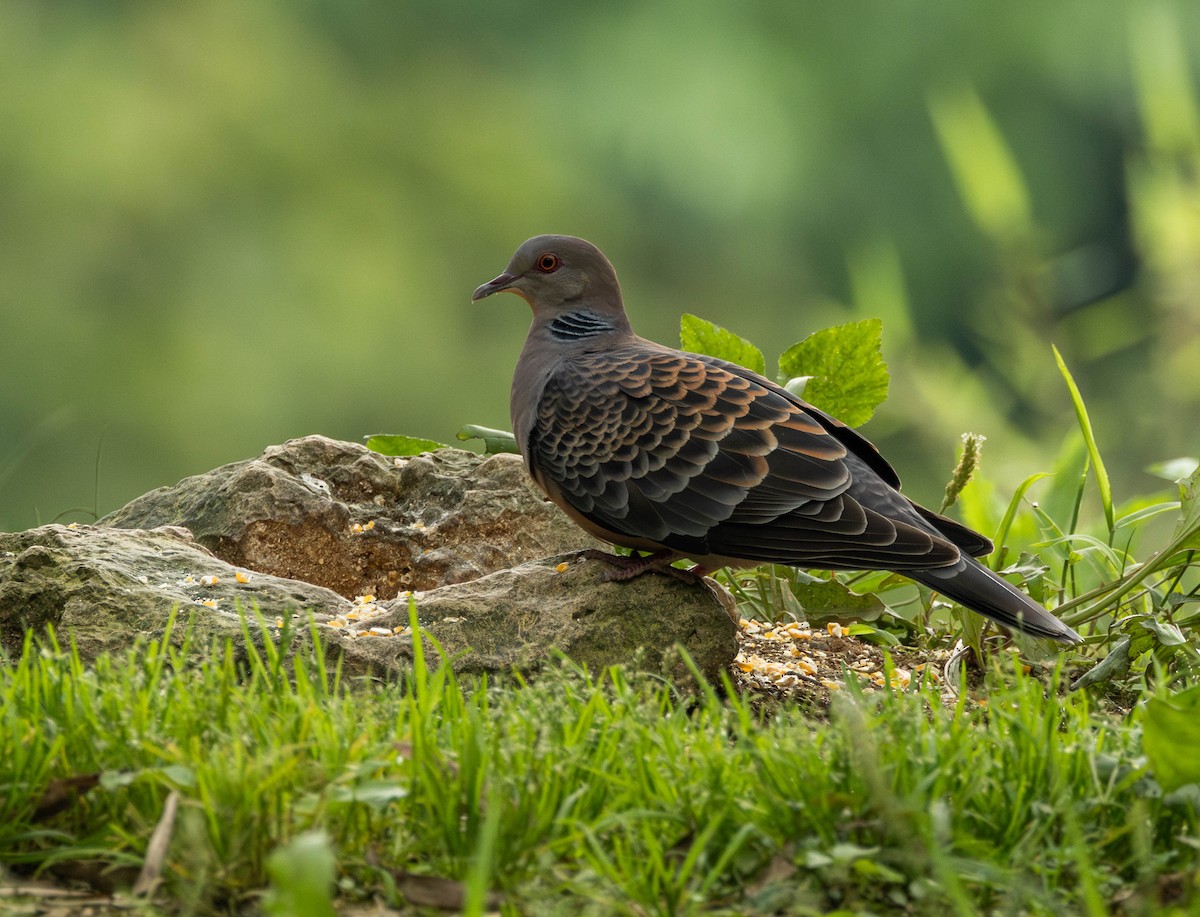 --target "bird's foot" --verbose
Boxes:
[574,548,699,584]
